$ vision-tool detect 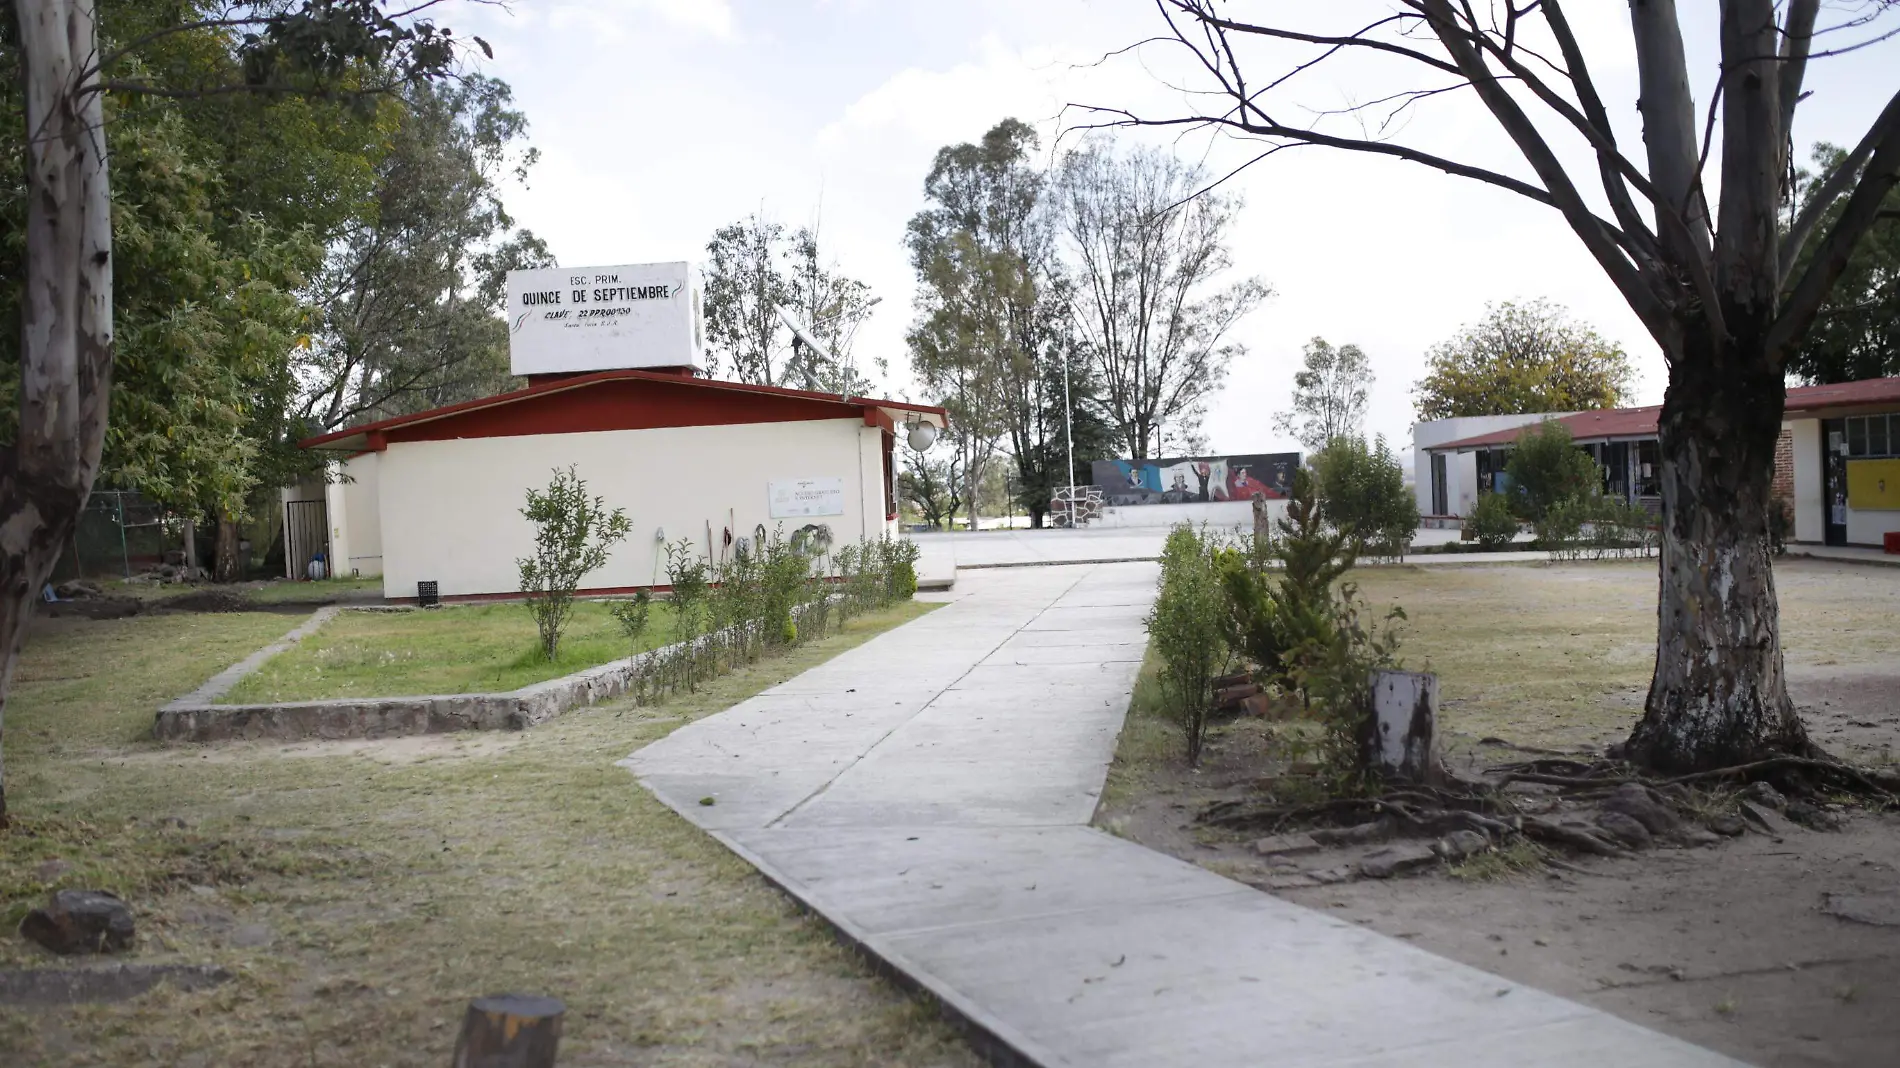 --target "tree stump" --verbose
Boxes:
[451,994,564,1068]
[1365,670,1442,784]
